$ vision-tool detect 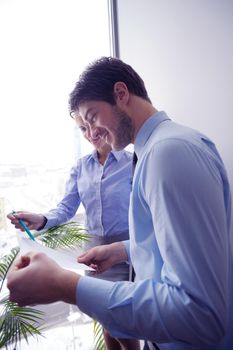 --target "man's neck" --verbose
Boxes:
[128,96,157,142]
